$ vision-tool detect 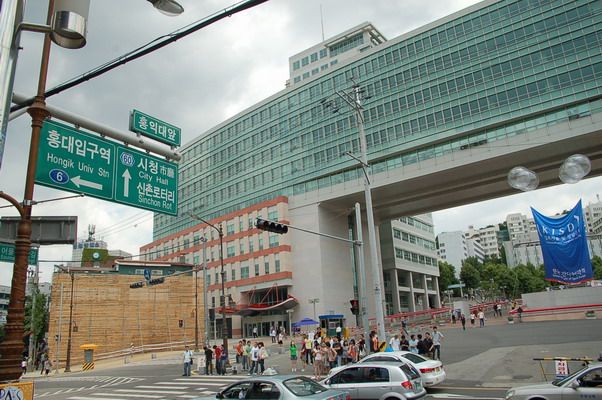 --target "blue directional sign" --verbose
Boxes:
[144,268,151,281]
